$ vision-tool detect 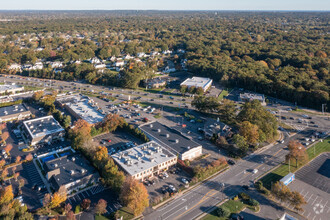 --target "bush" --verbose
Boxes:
[248,199,259,207]
[75,205,81,214]
[239,192,251,201]
[217,206,231,218]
